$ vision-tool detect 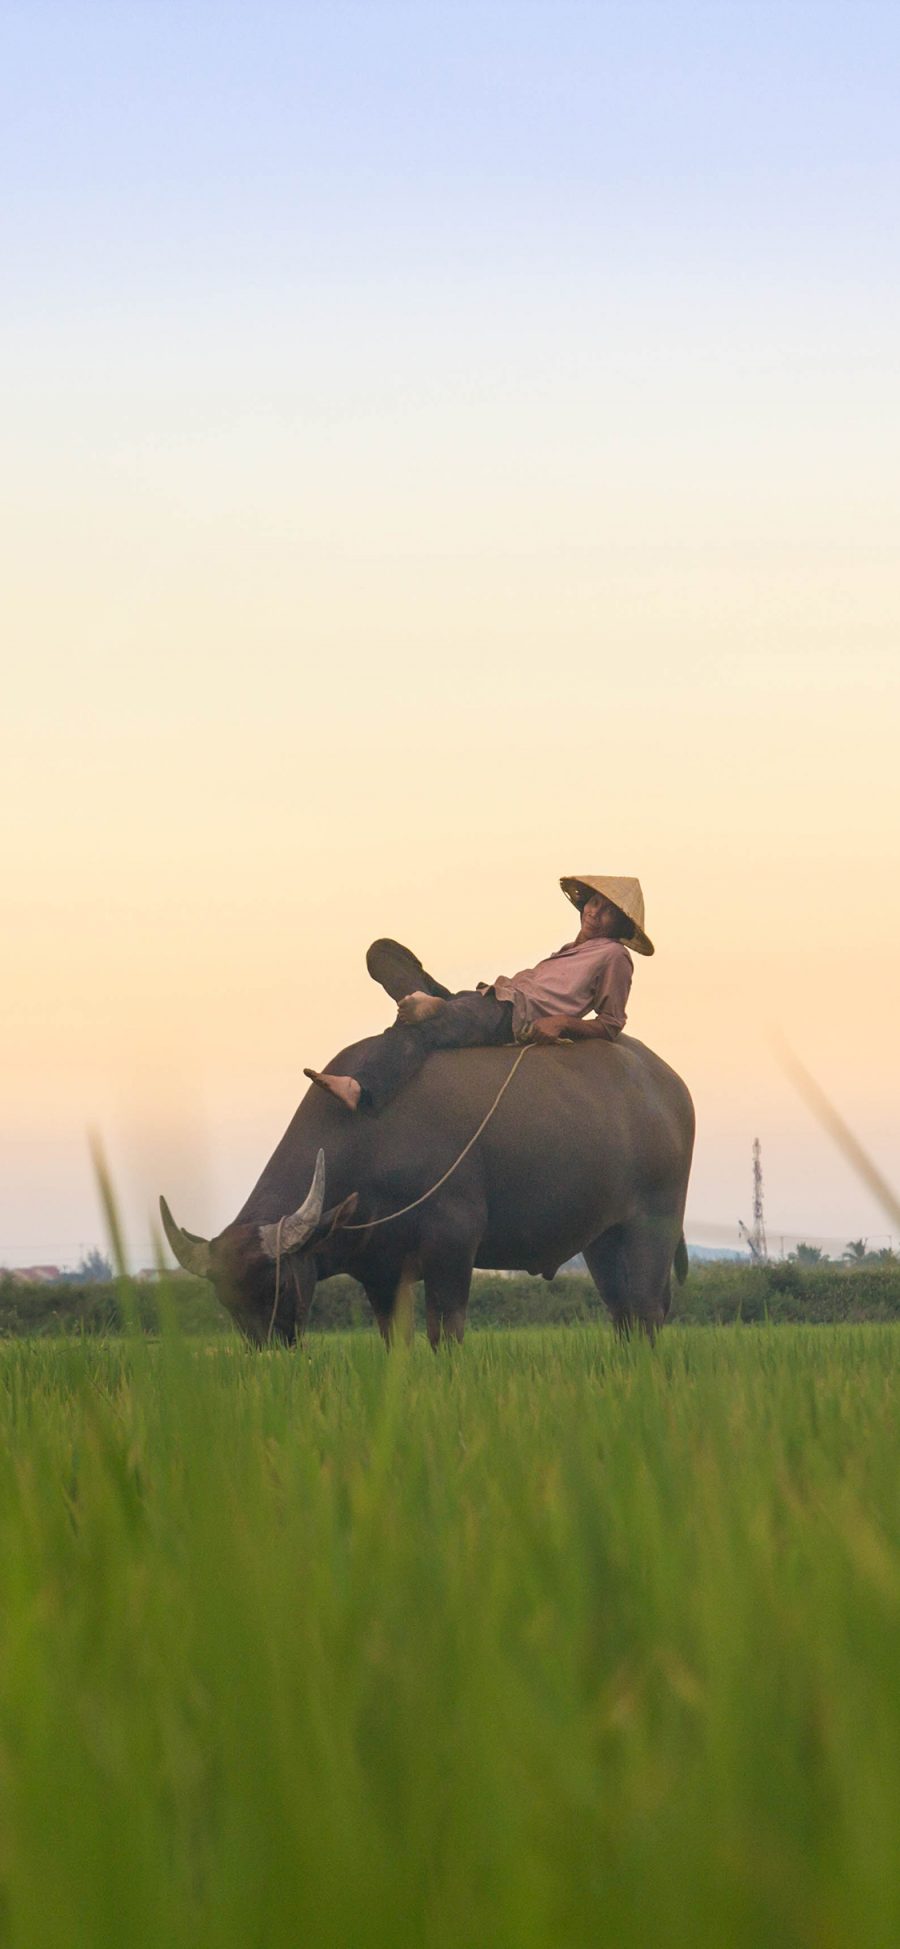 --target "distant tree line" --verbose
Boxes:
[62,1249,115,1285]
[788,1240,897,1267]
